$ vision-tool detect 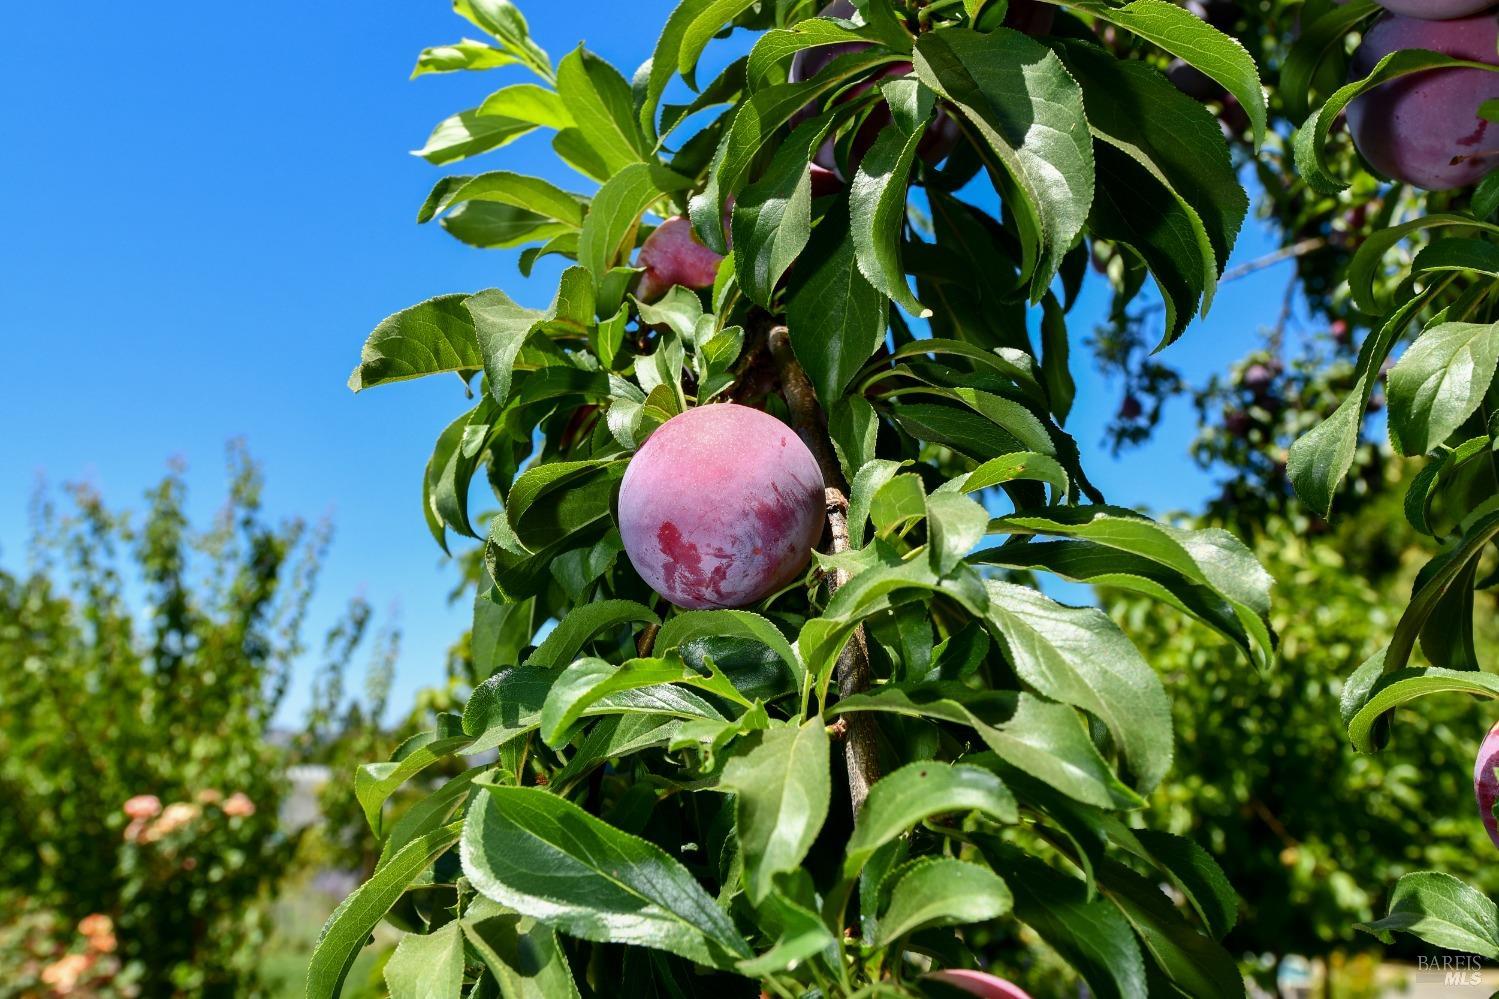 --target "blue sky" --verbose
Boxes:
[0,2,1304,725]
